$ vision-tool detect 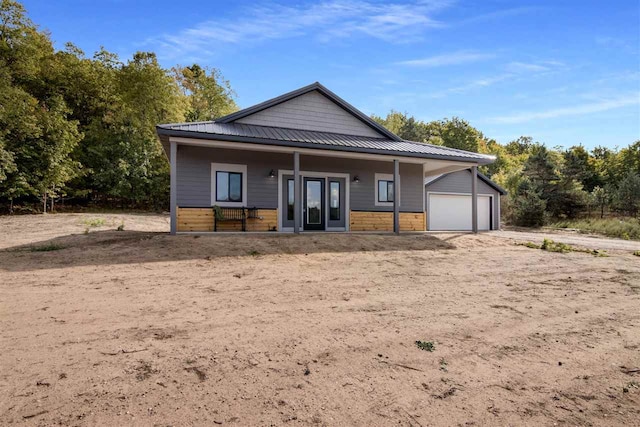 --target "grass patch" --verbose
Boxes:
[633,251,640,257]
[548,217,640,241]
[82,218,106,228]
[248,250,260,256]
[415,340,435,352]
[518,238,608,257]
[517,241,541,249]
[29,244,65,252]
[541,238,572,253]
